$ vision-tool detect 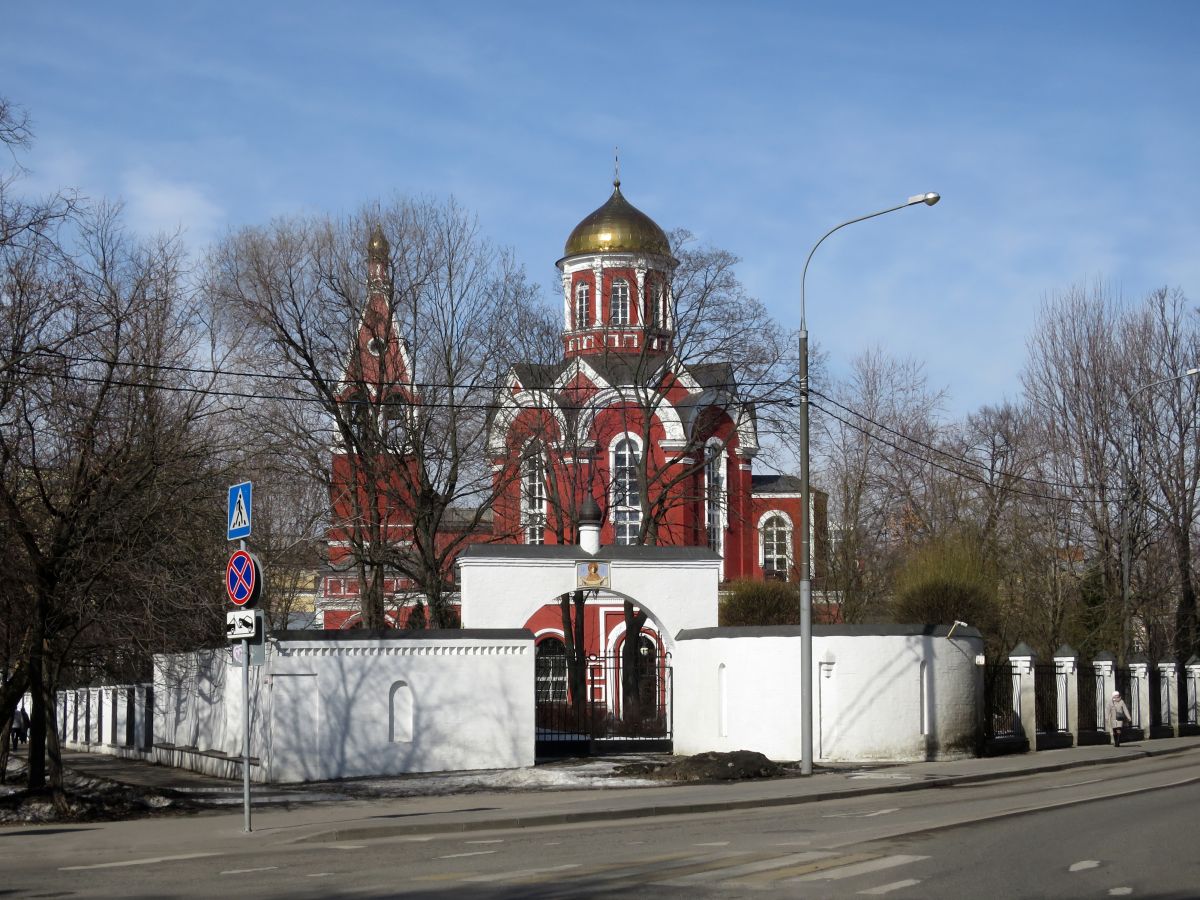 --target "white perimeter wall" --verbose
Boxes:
[146,630,534,783]
[266,631,534,782]
[673,627,983,762]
